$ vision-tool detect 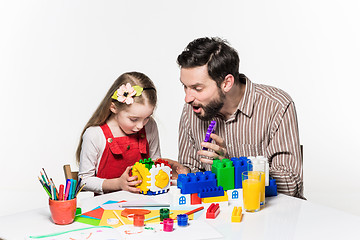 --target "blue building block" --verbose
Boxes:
[143,189,169,195]
[211,159,234,190]
[231,157,249,189]
[197,186,224,198]
[177,171,217,194]
[265,178,278,197]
